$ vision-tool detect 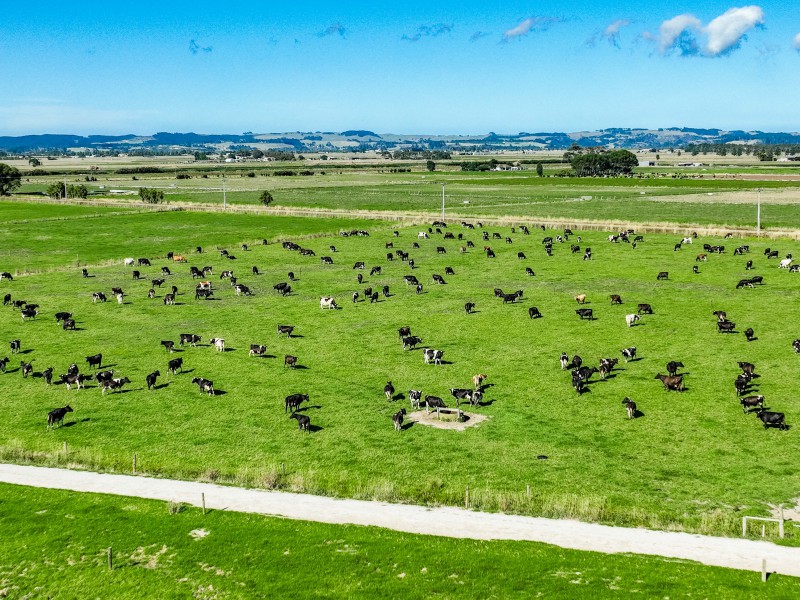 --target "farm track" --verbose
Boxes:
[3,463,800,578]
[13,195,800,239]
